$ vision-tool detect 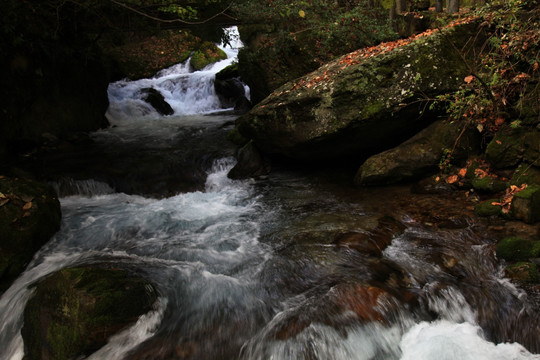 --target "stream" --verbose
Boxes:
[1,27,540,360]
